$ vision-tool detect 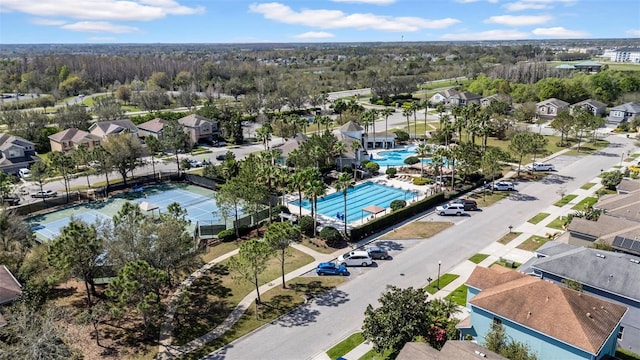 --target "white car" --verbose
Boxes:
[435,203,466,216]
[31,190,58,198]
[189,159,203,168]
[527,162,555,171]
[337,250,373,267]
[492,181,516,191]
[18,168,31,178]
